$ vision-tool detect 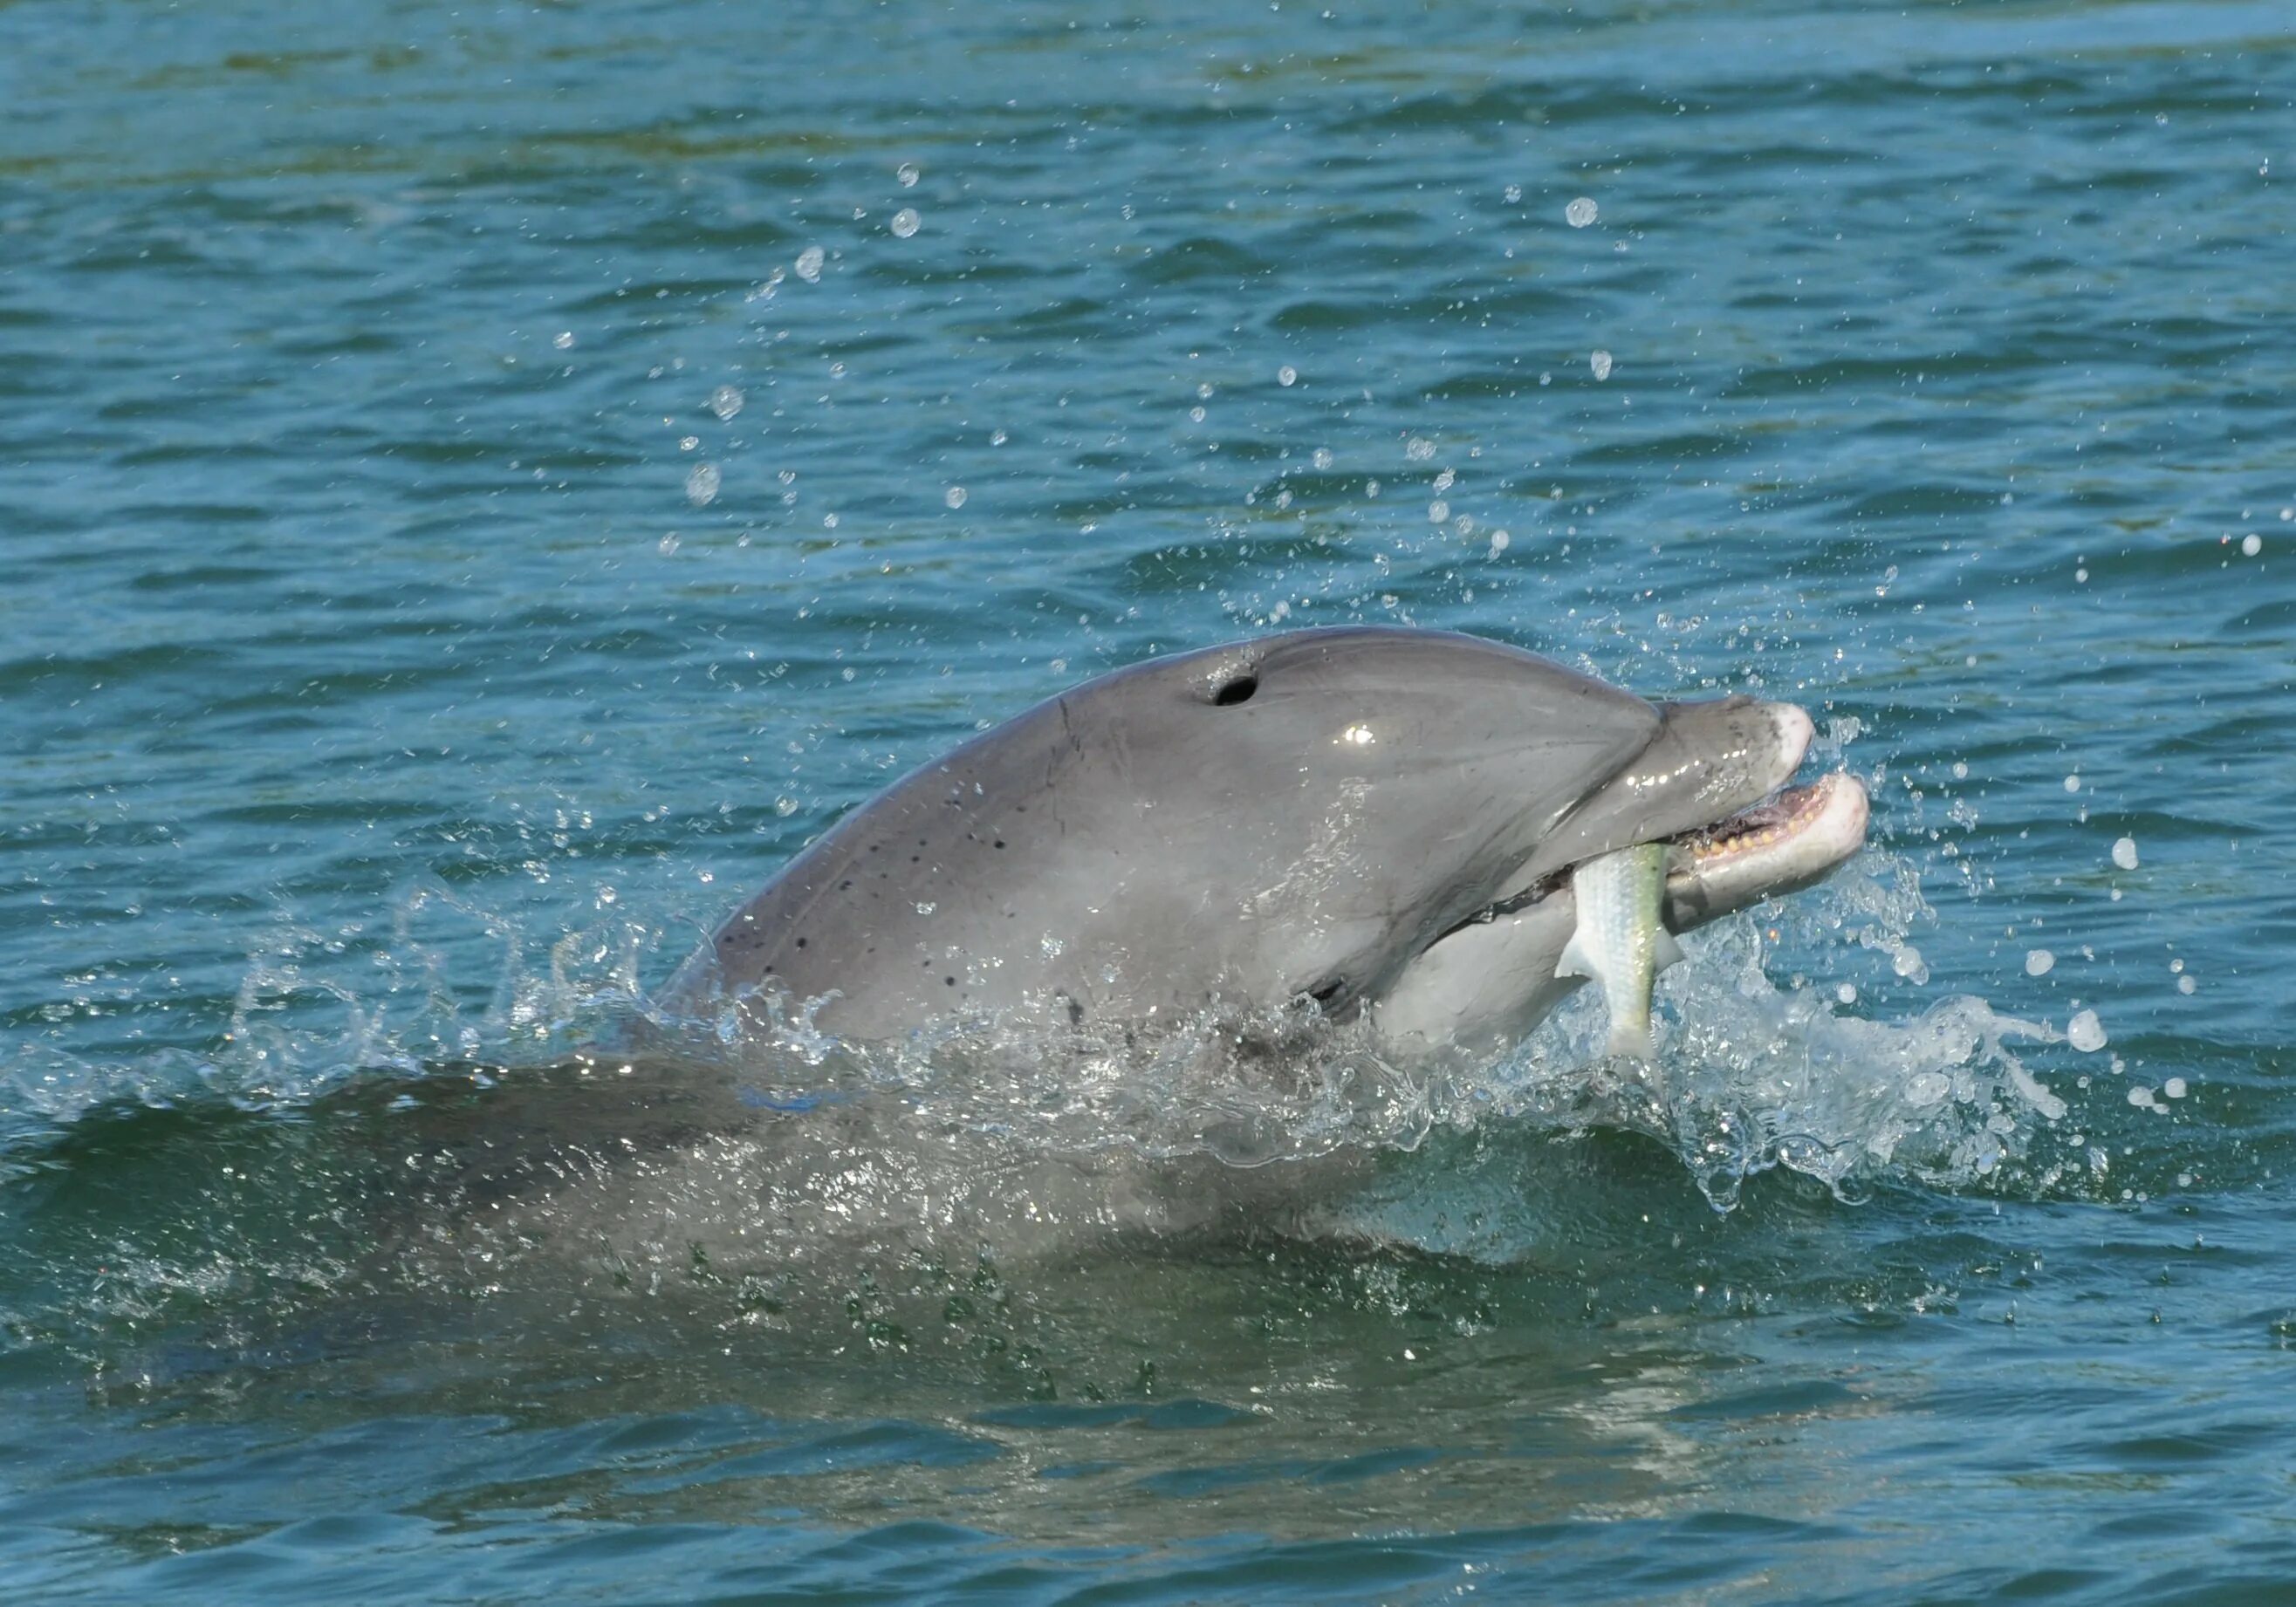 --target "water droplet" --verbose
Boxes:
[1835,981,1857,1004]
[1590,350,1614,380]
[1312,447,1333,469]
[1504,183,1522,203]
[897,161,921,187]
[1428,500,1450,523]
[2063,774,2080,793]
[553,331,575,350]
[990,428,1008,446]
[2164,1077,2188,1099]
[709,385,744,421]
[943,485,967,509]
[1433,468,1456,492]
[2243,533,2263,556]
[794,245,825,282]
[890,208,921,237]
[1565,196,1599,228]
[685,463,721,506]
[2177,974,2197,995]
[656,533,680,555]
[2111,836,2138,870]
[1405,437,1436,461]
[1892,945,1927,981]
[2066,1009,2108,1051]
[1278,364,1298,386]
[2025,948,2054,976]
